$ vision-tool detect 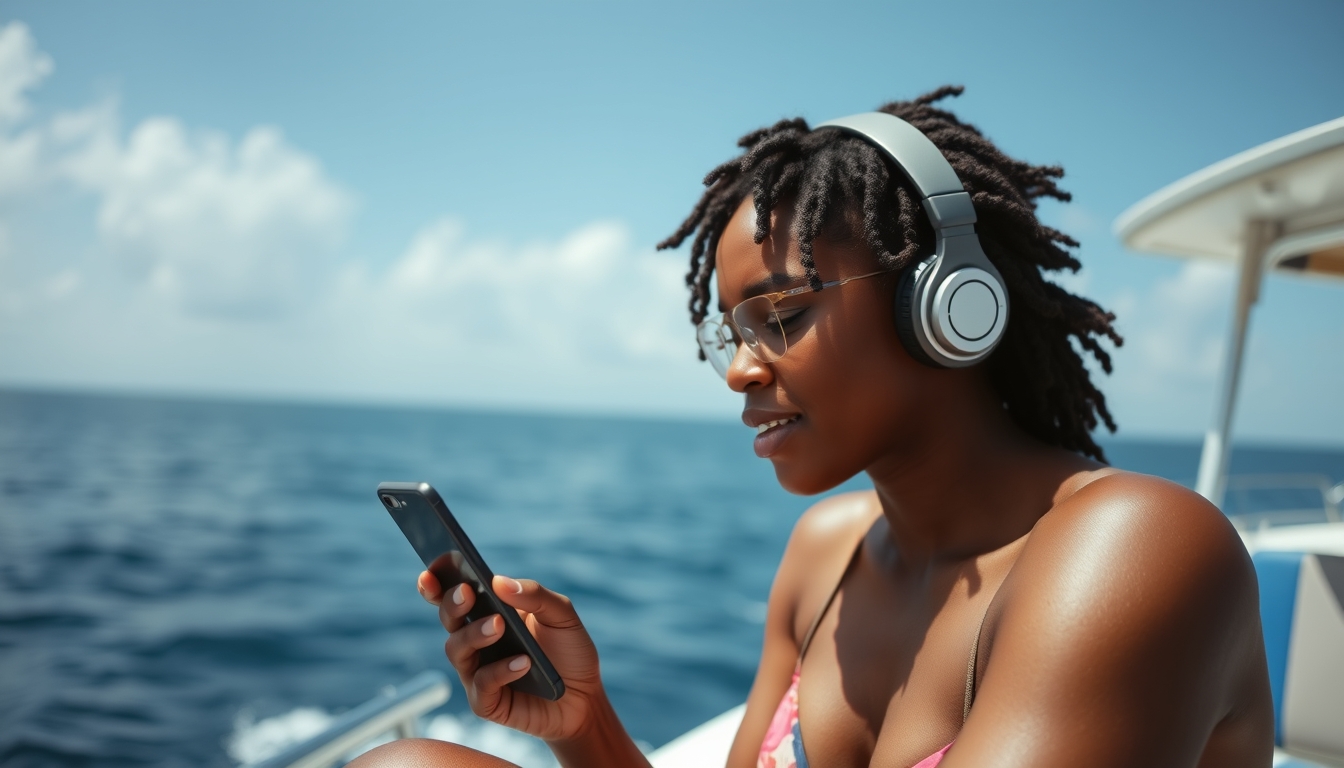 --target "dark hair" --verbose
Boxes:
[658,86,1122,461]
